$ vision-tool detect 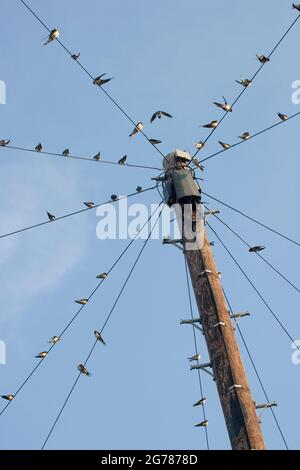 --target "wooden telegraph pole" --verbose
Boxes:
[162,150,266,450]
